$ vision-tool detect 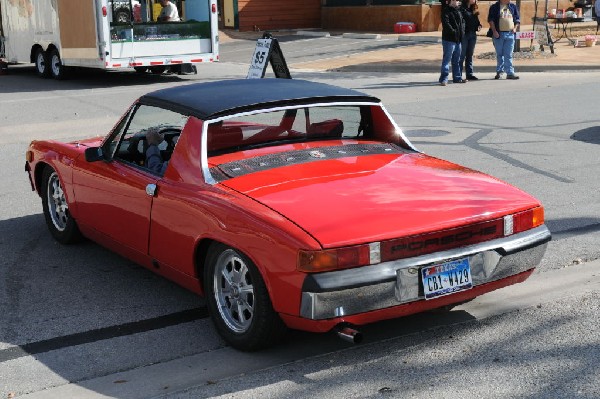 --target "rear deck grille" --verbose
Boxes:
[211,143,406,181]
